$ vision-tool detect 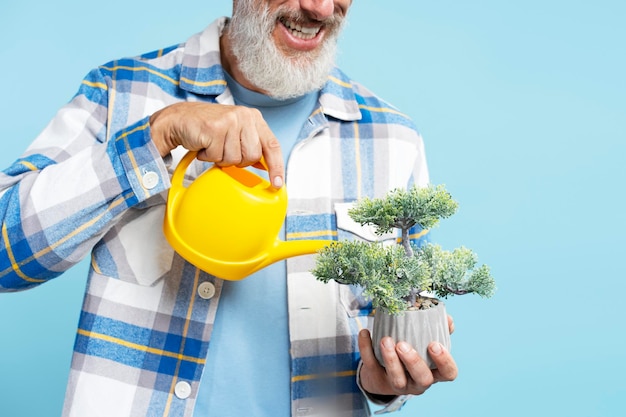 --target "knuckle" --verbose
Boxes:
[198,132,215,149]
[270,161,284,172]
[242,143,262,161]
[445,367,459,381]
[266,137,280,148]
[245,149,263,163]
[202,149,221,163]
[246,106,263,119]
[235,105,261,121]
[433,360,458,382]
[222,155,243,166]
[224,111,240,125]
[408,383,429,396]
[390,377,407,392]
[414,373,435,388]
